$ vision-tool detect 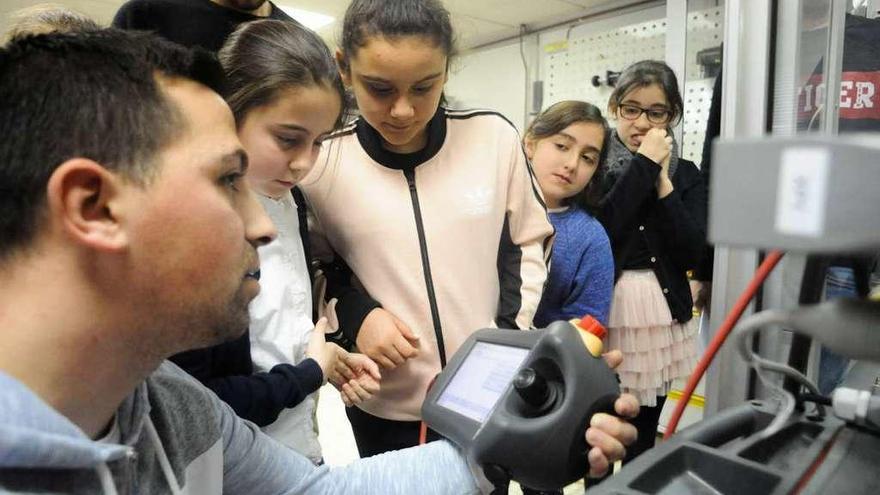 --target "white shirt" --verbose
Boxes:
[249,191,321,462]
